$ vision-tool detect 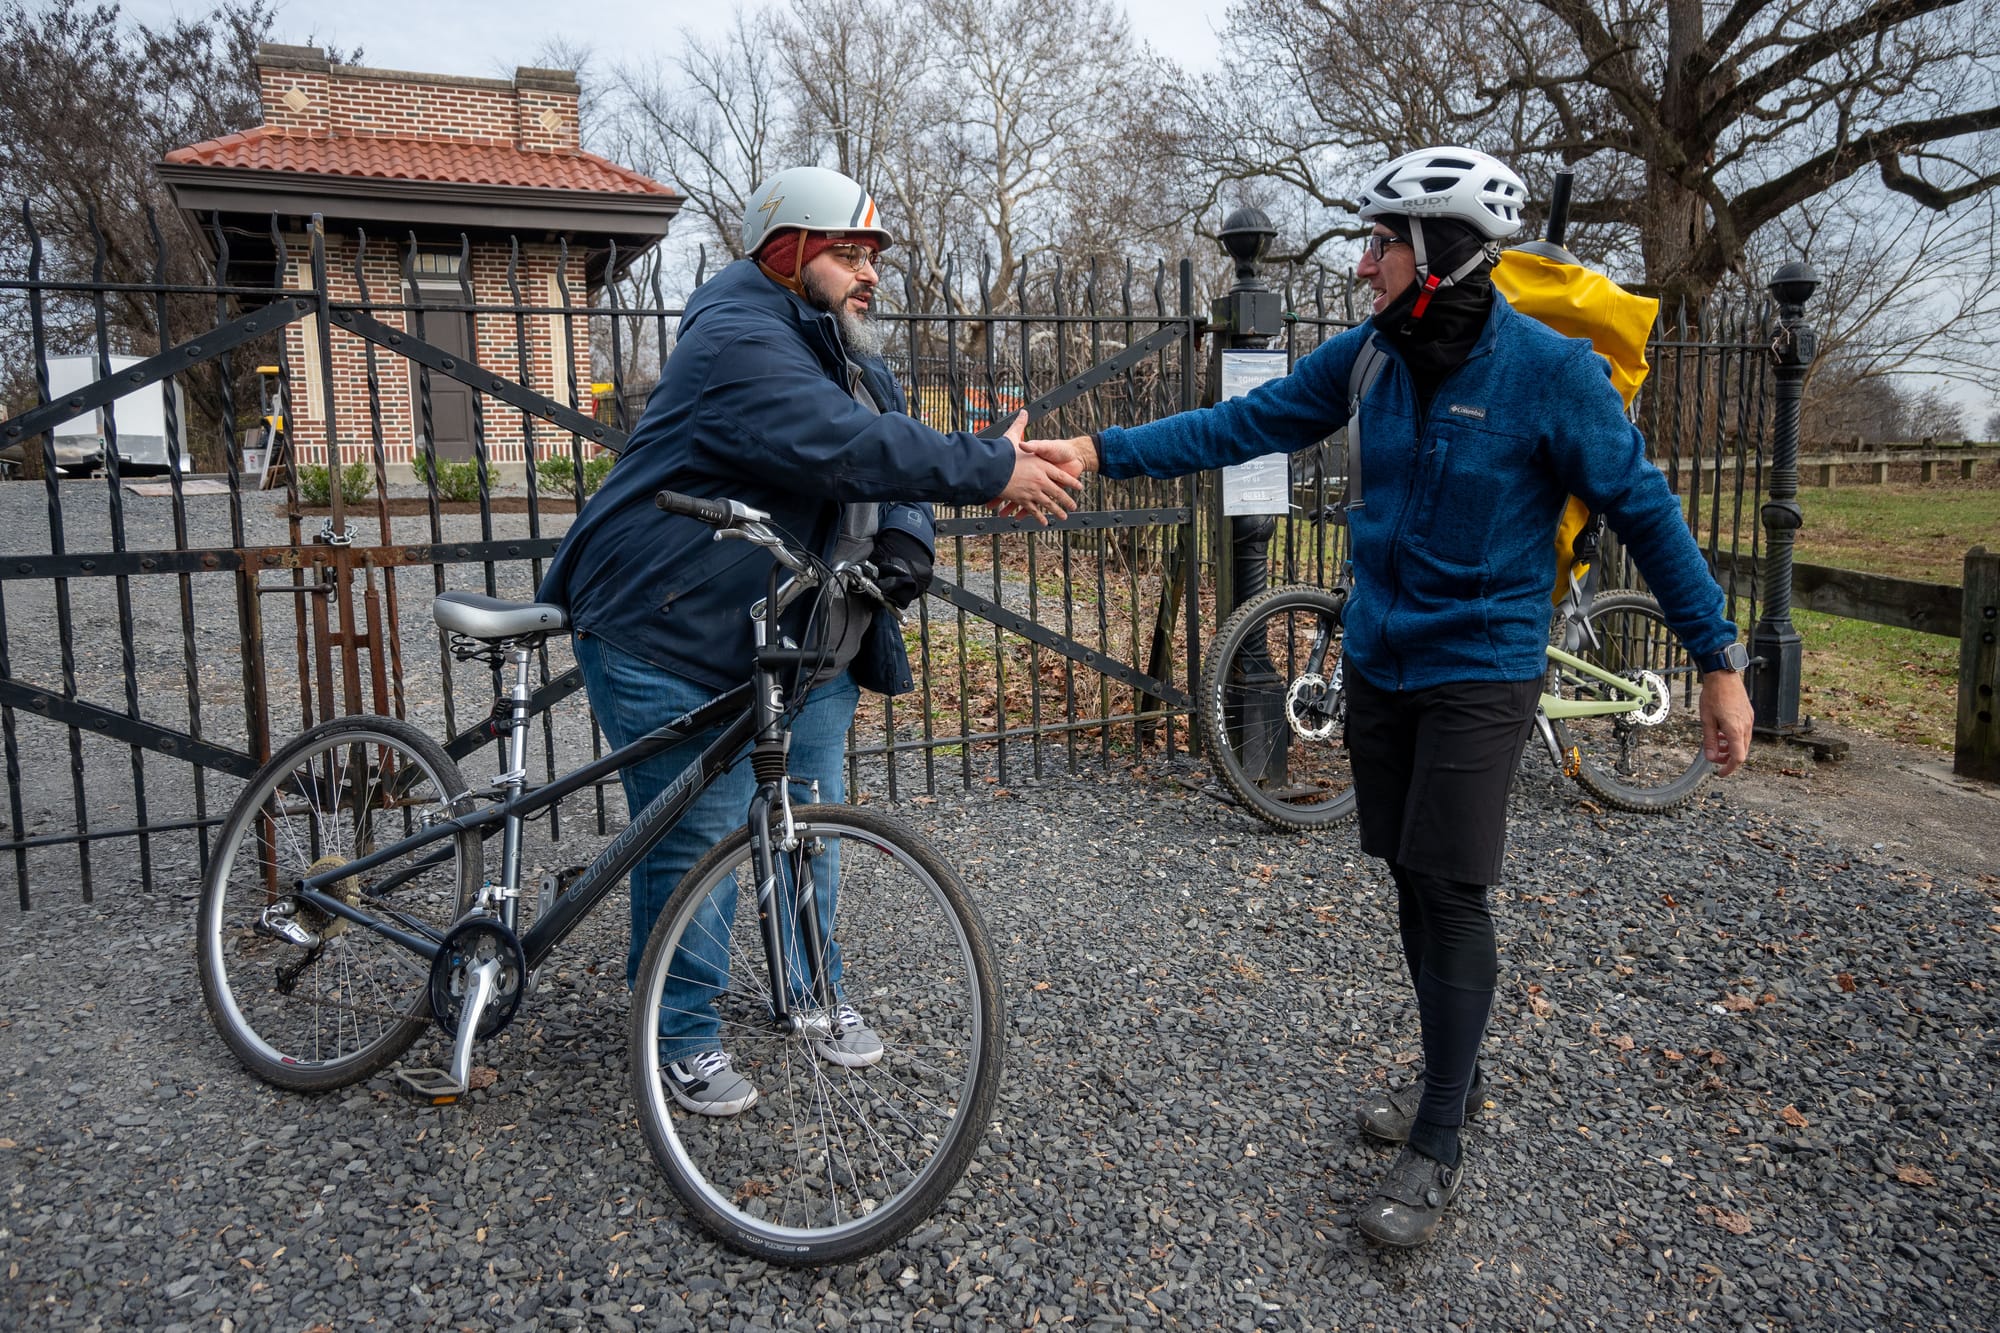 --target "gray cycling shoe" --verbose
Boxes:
[1357,1066,1488,1143]
[1356,1144,1465,1248]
